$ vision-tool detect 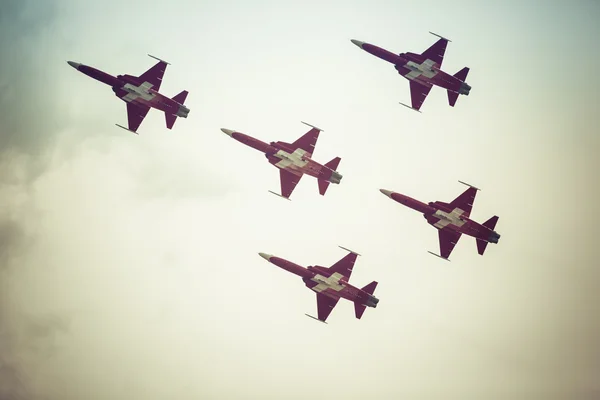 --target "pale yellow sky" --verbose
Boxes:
[1,1,599,399]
